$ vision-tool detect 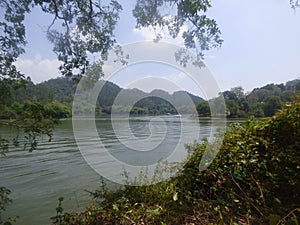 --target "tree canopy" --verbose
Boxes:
[0,0,222,83]
[196,80,300,118]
